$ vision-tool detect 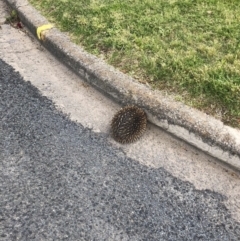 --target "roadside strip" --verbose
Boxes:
[4,0,240,171]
